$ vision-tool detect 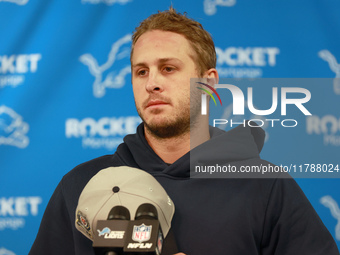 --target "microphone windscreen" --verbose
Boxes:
[135,203,158,220]
[107,205,130,221]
